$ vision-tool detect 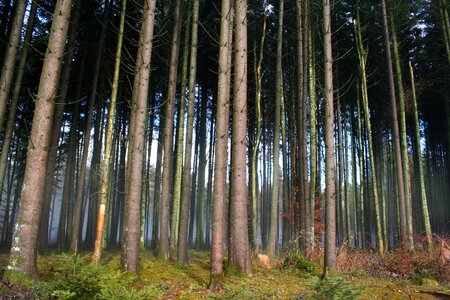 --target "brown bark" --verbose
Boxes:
[0,0,27,133]
[229,0,252,275]
[159,0,182,259]
[6,0,73,277]
[122,0,156,273]
[210,0,233,289]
